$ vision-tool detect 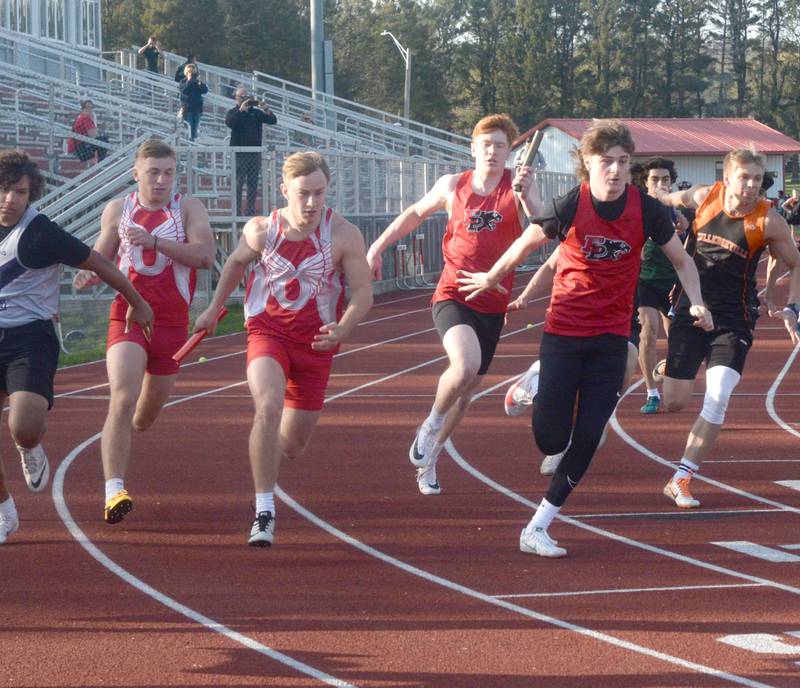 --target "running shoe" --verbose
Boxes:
[504,360,540,417]
[663,477,700,508]
[519,525,566,557]
[408,423,439,468]
[18,444,49,492]
[104,489,133,524]
[0,509,19,545]
[540,451,565,476]
[248,510,275,547]
[640,395,661,414]
[416,462,441,495]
